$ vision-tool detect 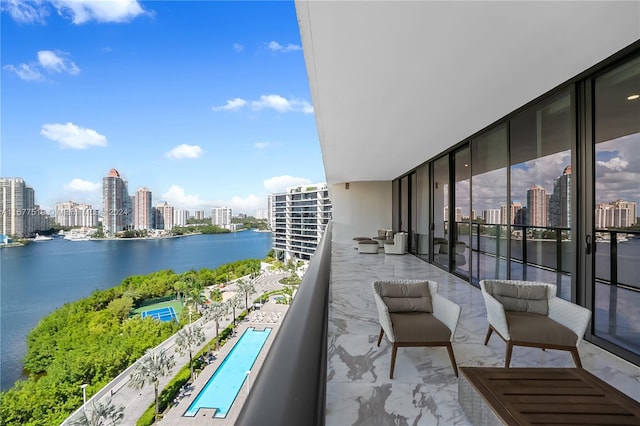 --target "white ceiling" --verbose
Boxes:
[295,1,640,186]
